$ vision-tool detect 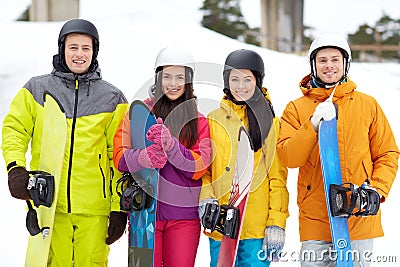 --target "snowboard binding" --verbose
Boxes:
[330,182,380,218]
[25,170,55,237]
[117,172,154,211]
[201,203,240,239]
[27,171,55,208]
